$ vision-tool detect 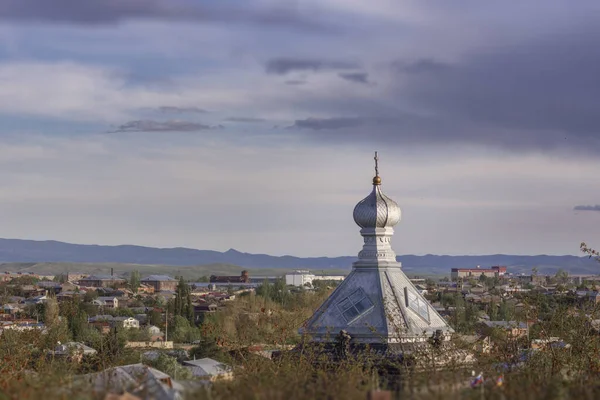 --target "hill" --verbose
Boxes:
[0,238,598,275]
[0,262,340,280]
